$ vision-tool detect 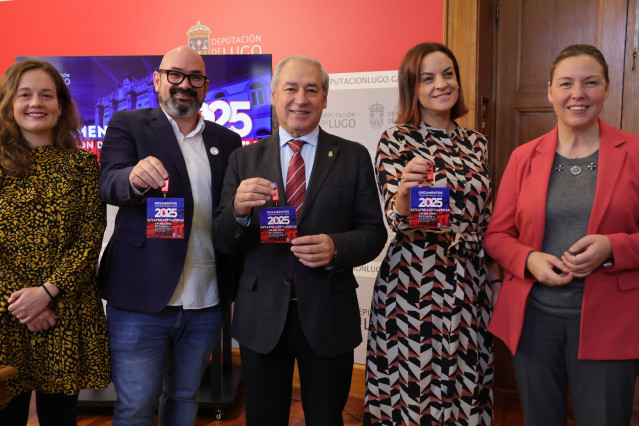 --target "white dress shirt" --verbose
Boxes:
[163,111,219,309]
[278,126,319,183]
[235,126,320,226]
